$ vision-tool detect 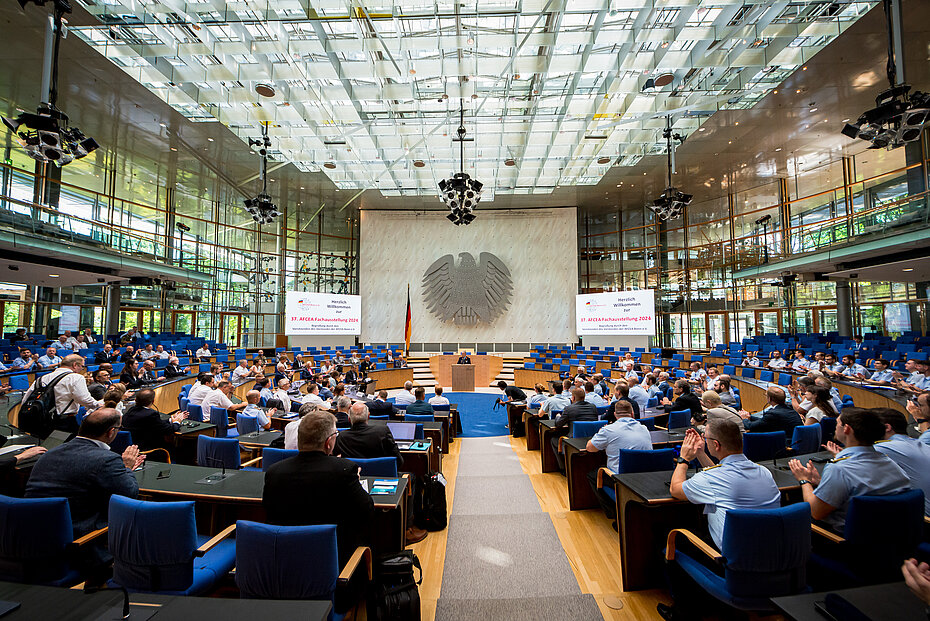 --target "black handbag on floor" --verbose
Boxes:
[412,472,448,532]
[371,551,422,620]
